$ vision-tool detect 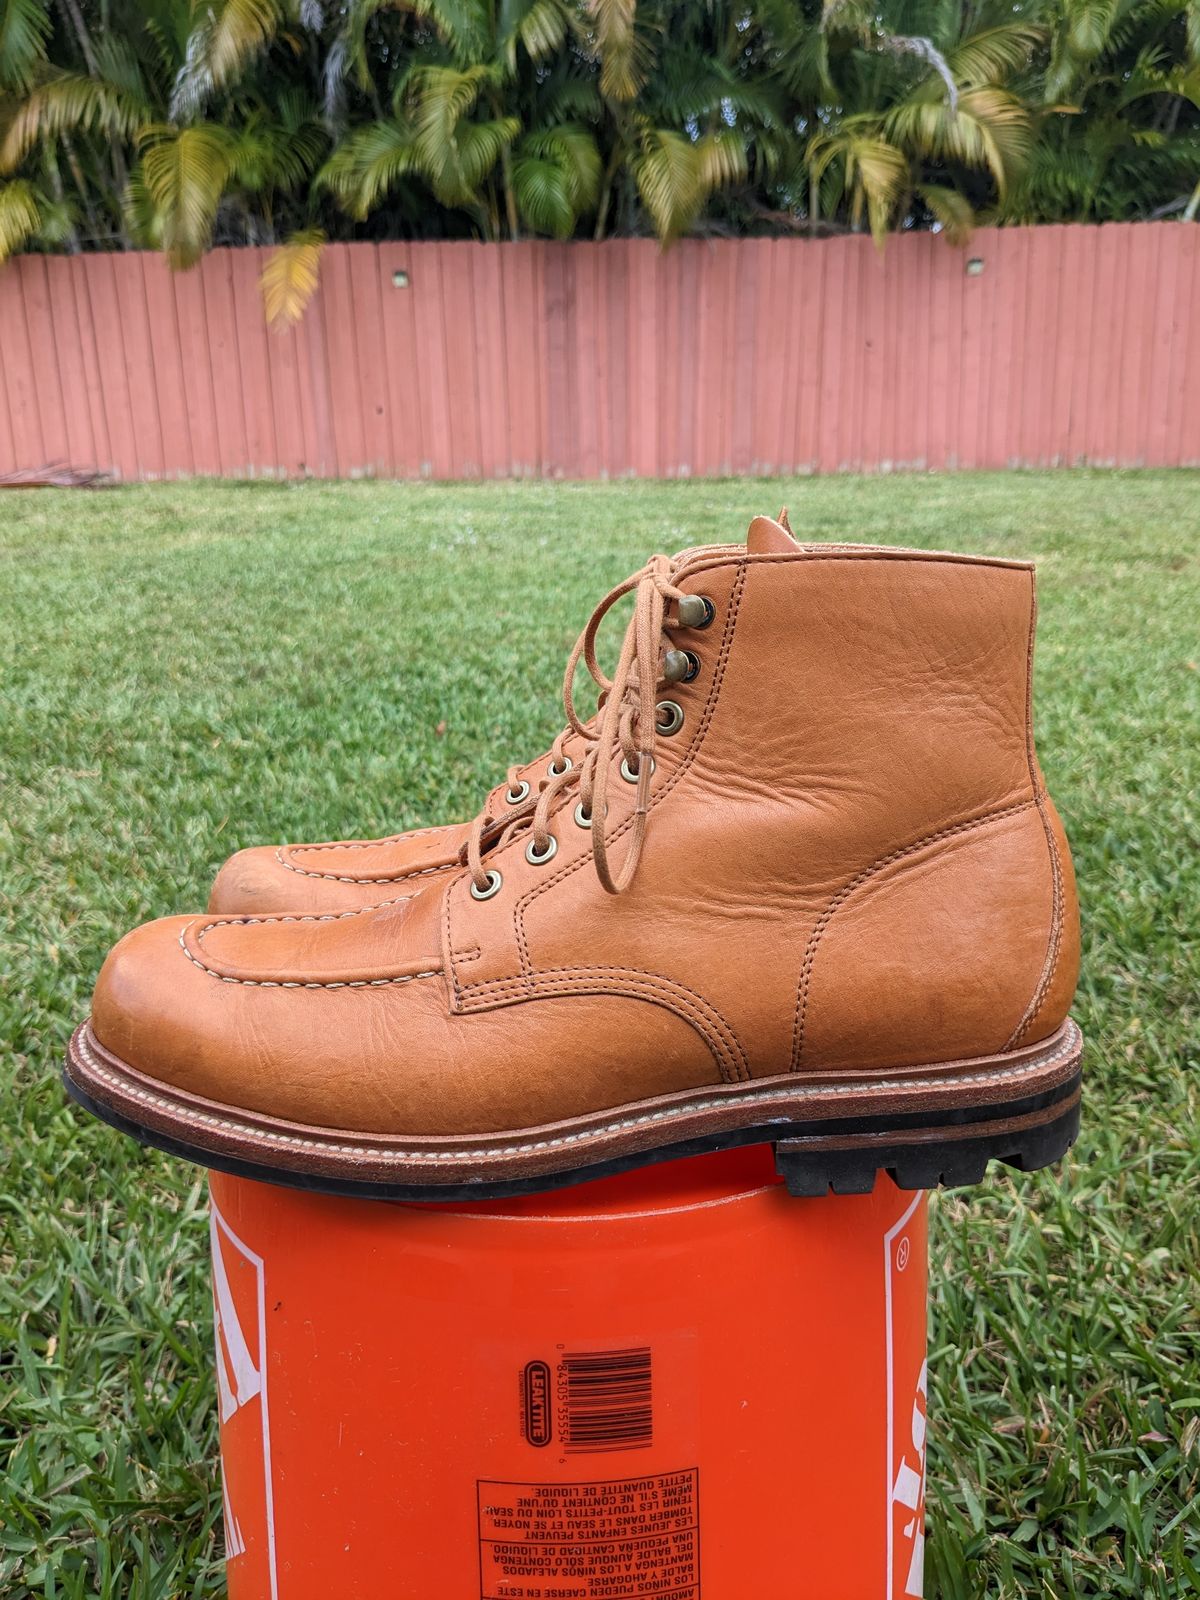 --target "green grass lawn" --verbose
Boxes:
[2,472,1198,1598]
